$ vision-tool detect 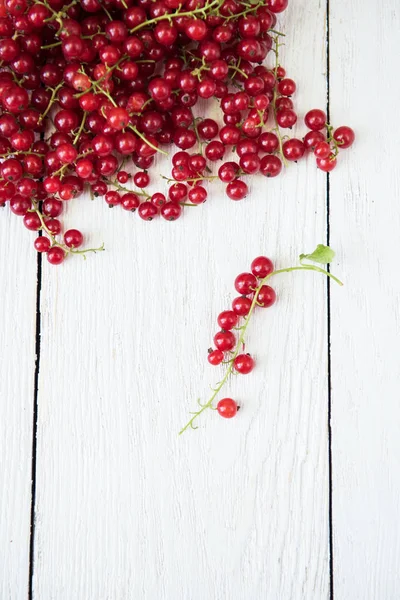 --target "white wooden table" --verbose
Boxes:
[1,1,399,598]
